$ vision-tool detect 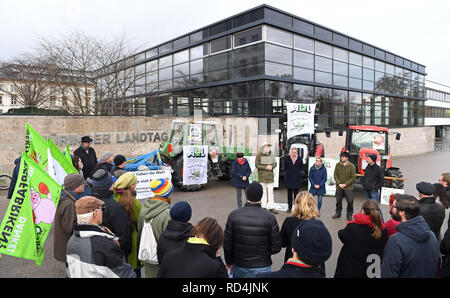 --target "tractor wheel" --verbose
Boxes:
[171,155,205,192]
[384,168,404,189]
